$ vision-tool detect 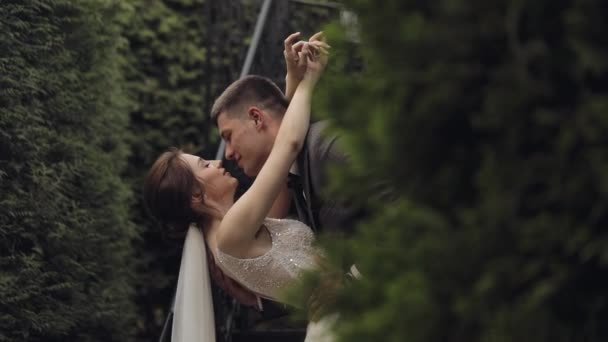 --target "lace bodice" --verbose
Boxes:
[215,218,316,300]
